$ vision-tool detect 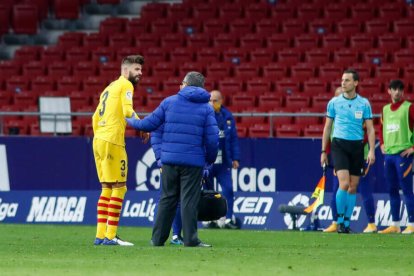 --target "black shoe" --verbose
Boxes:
[205,221,220,229]
[345,226,354,234]
[337,223,349,234]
